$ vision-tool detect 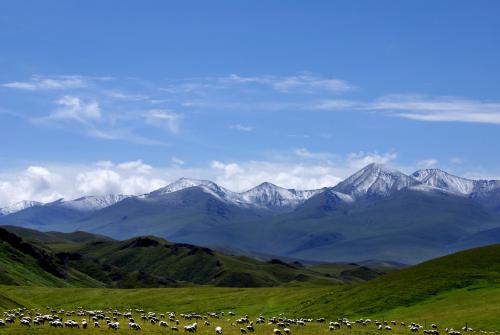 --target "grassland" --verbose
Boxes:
[1,230,500,333]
